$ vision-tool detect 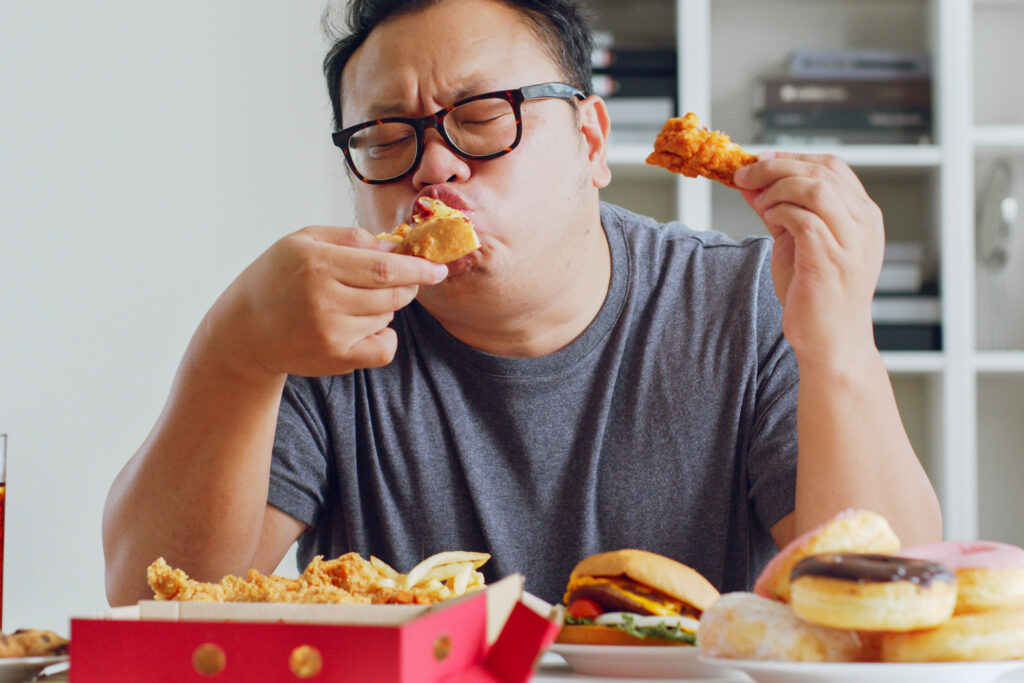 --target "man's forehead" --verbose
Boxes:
[339,0,554,122]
